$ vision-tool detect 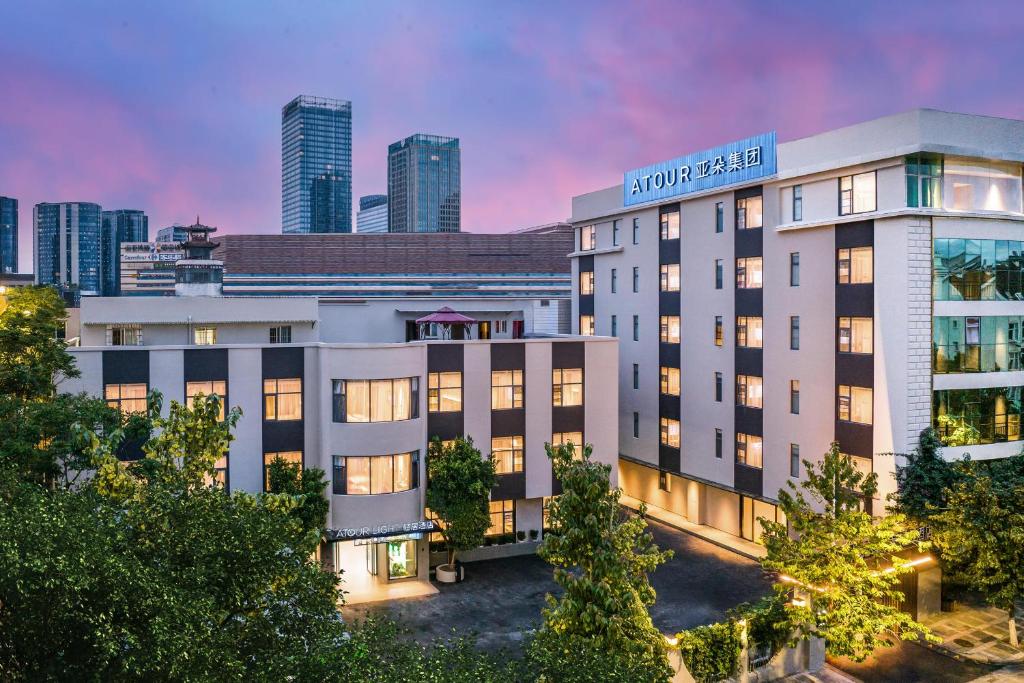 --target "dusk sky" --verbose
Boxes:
[2,1,1022,270]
